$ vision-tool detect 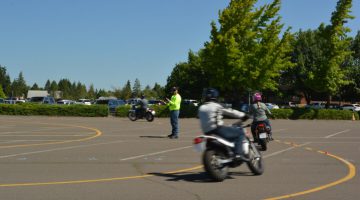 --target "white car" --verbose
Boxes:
[341,104,360,112]
[265,103,279,109]
[76,99,92,105]
[57,99,75,105]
